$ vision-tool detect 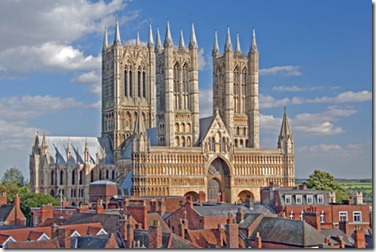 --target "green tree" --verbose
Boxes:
[20,193,59,225]
[1,167,25,186]
[307,169,347,202]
